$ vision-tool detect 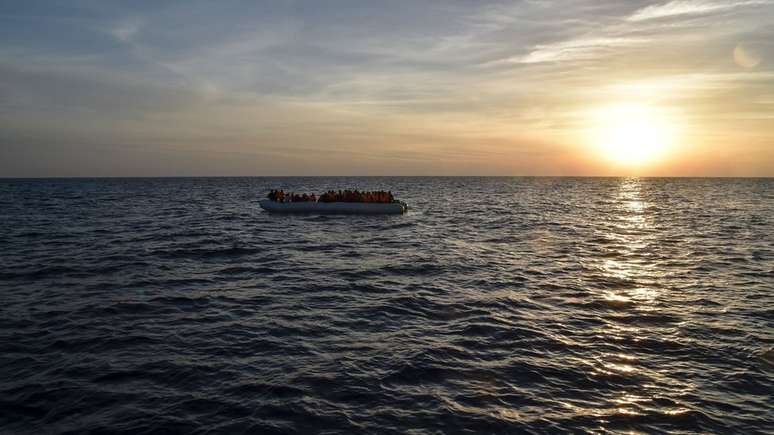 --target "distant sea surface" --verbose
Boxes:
[1,177,773,434]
